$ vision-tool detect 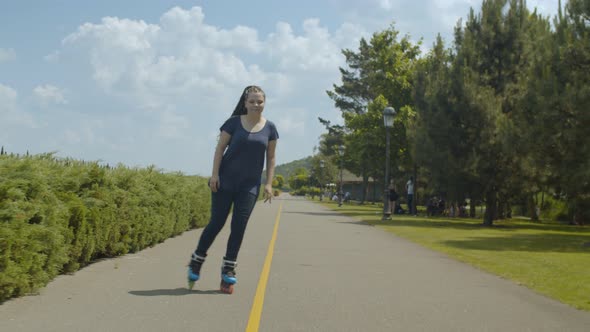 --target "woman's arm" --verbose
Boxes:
[264,139,277,202]
[210,131,231,192]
